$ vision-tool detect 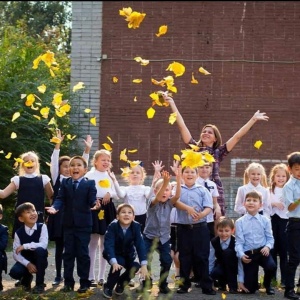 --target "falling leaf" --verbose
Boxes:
[50,137,61,144]
[120,149,128,161]
[37,84,46,94]
[199,67,211,75]
[0,150,3,154]
[66,134,76,140]
[40,107,50,118]
[129,160,142,168]
[121,167,131,178]
[203,151,215,163]
[173,154,181,161]
[181,149,205,169]
[156,25,168,37]
[221,293,227,299]
[134,56,150,66]
[12,112,20,122]
[48,117,56,126]
[73,82,85,92]
[98,179,111,188]
[112,76,118,83]
[133,79,142,83]
[84,108,91,113]
[25,94,35,106]
[189,144,200,151]
[21,94,27,99]
[119,7,146,29]
[46,162,51,167]
[5,152,12,159]
[147,107,156,119]
[24,161,34,167]
[191,72,198,84]
[10,132,17,139]
[102,143,112,151]
[98,210,105,220]
[128,149,138,153]
[169,112,177,125]
[254,140,263,149]
[90,117,97,126]
[107,136,114,144]
[166,61,185,77]
[134,96,137,102]
[33,115,41,120]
